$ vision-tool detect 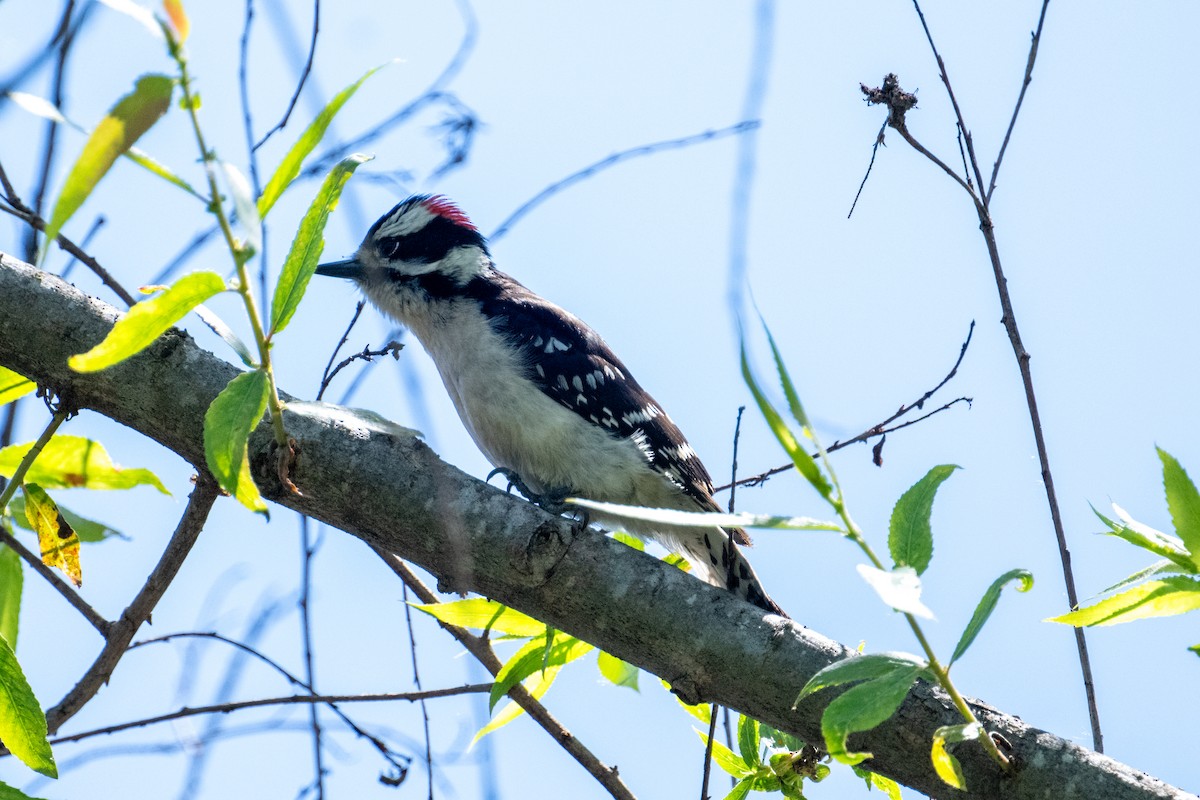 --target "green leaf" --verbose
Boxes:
[257,64,388,219]
[0,435,167,493]
[695,730,753,778]
[43,74,173,257]
[0,546,21,647]
[0,779,49,800]
[472,662,560,743]
[611,531,645,551]
[192,303,255,368]
[888,465,958,575]
[795,652,928,706]
[489,632,592,711]
[930,722,979,790]
[596,650,639,690]
[737,714,761,767]
[219,161,261,254]
[820,664,923,765]
[0,368,34,406]
[866,771,903,800]
[740,339,832,502]
[669,680,712,724]
[0,635,56,777]
[69,271,226,372]
[270,154,372,335]
[1048,576,1200,627]
[1096,503,1194,573]
[1190,643,1200,658]
[410,598,546,637]
[1099,560,1181,596]
[950,568,1033,665]
[723,778,753,800]
[8,494,124,543]
[204,370,269,514]
[1159,448,1200,569]
[759,722,804,753]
